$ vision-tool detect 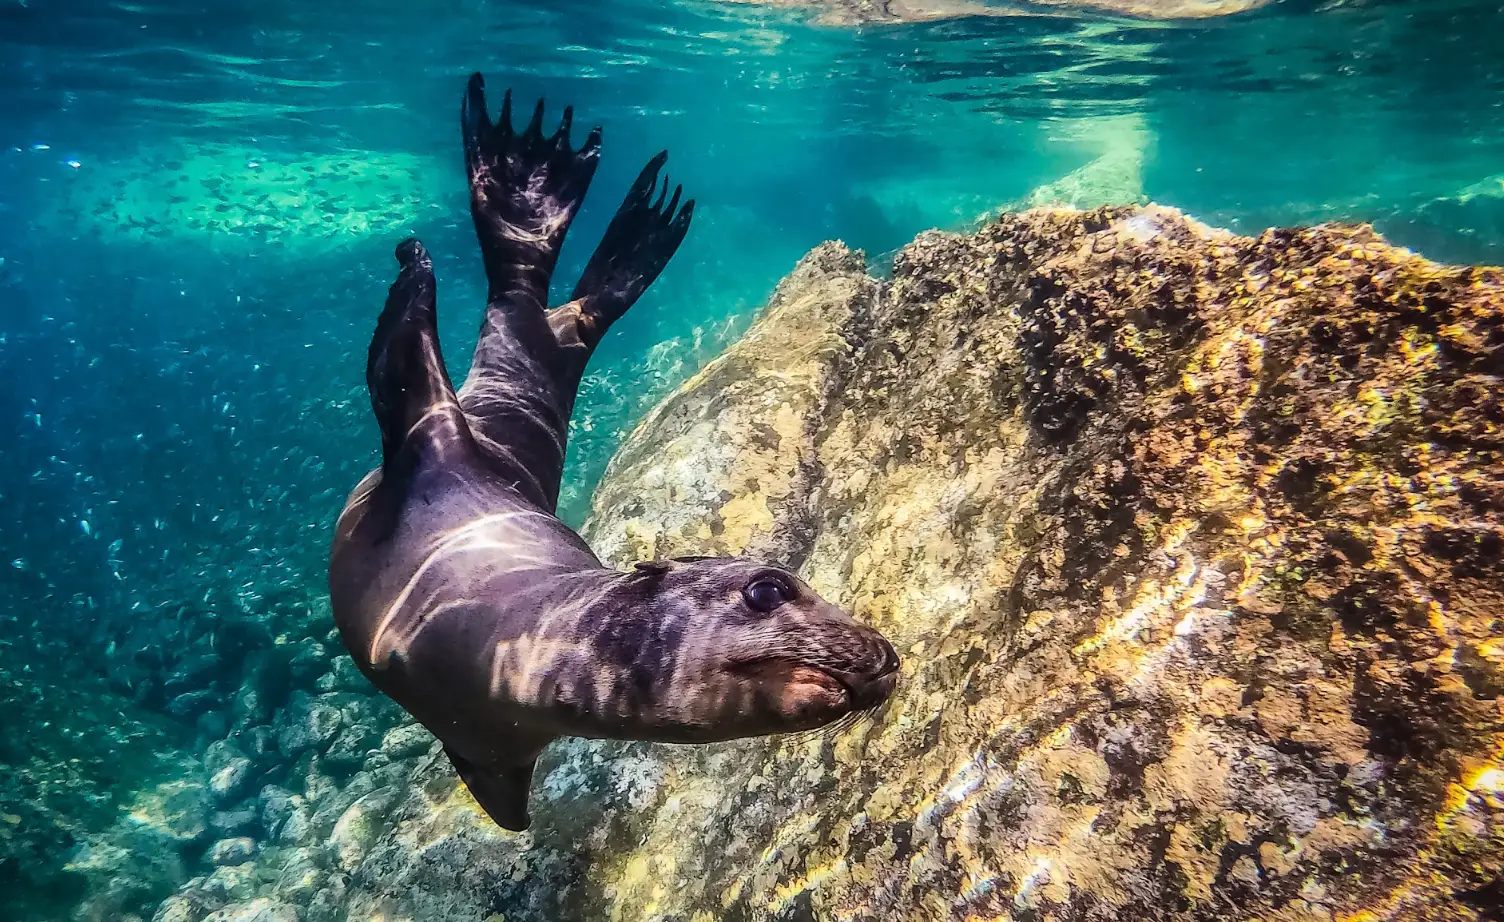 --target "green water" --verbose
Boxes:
[1,0,1502,919]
